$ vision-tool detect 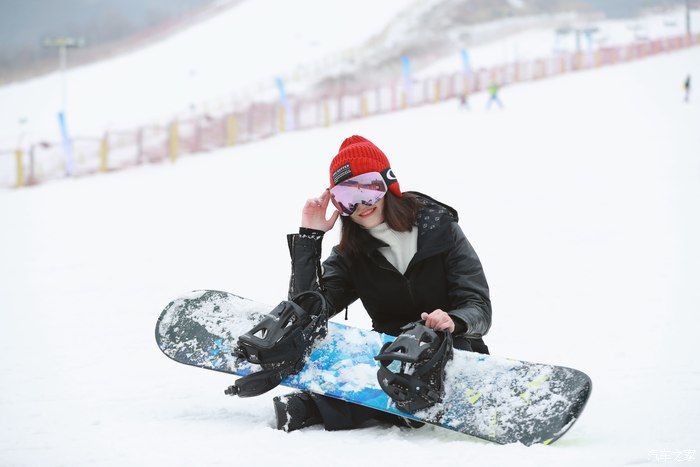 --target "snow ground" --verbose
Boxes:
[1,46,699,465]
